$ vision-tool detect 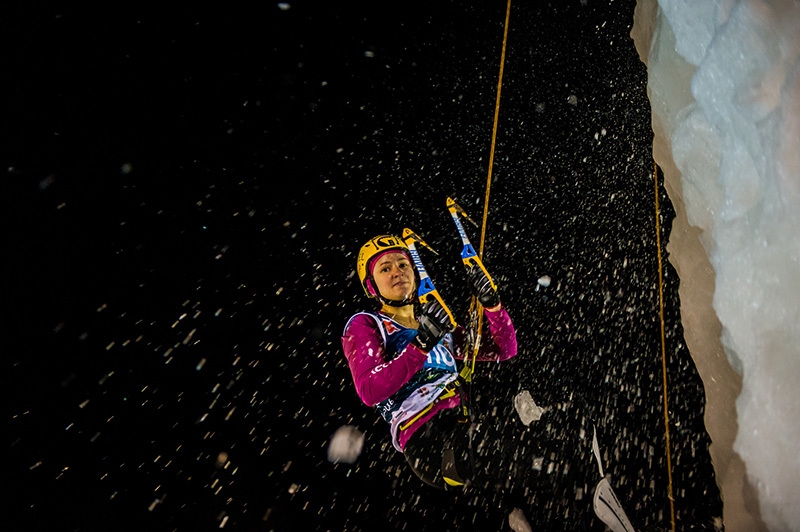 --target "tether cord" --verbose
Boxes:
[470,0,512,375]
[653,162,677,531]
